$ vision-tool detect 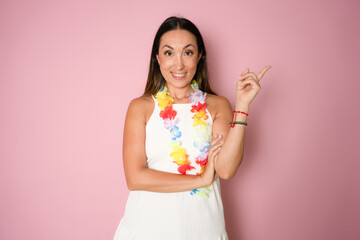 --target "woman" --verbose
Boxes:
[114,16,271,239]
